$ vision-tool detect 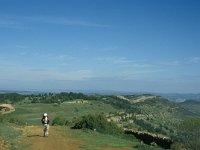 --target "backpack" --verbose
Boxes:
[41,116,50,124]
